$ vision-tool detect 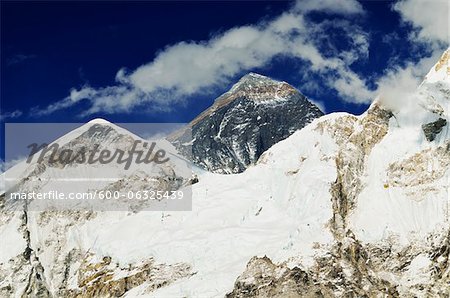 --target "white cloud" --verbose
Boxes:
[394,0,449,44]
[333,70,376,103]
[6,54,36,66]
[295,0,364,15]
[373,0,449,115]
[32,0,373,116]
[0,157,25,174]
[308,98,327,113]
[376,50,443,107]
[0,110,23,121]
